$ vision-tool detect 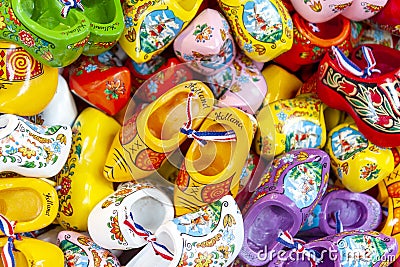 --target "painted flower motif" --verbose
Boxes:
[277,111,287,121]
[178,252,189,267]
[5,146,17,155]
[222,19,229,31]
[222,229,234,243]
[237,75,250,84]
[193,24,213,43]
[147,80,158,94]
[115,188,133,196]
[18,30,35,47]
[360,163,380,181]
[108,215,125,243]
[41,51,53,61]
[52,141,62,153]
[60,177,72,195]
[194,252,213,267]
[104,79,126,100]
[368,88,383,106]
[85,64,98,73]
[183,54,195,61]
[124,16,133,28]
[243,42,253,53]
[282,153,295,163]
[18,146,36,159]
[0,16,5,30]
[217,245,230,259]
[8,7,20,26]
